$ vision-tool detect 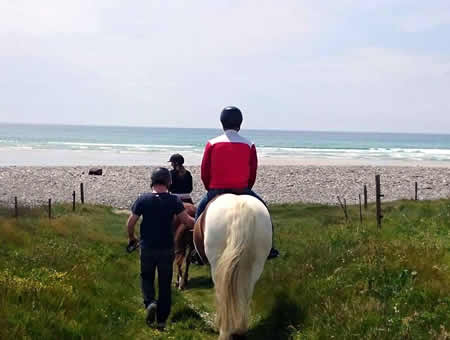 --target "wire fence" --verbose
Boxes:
[0,176,429,229]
